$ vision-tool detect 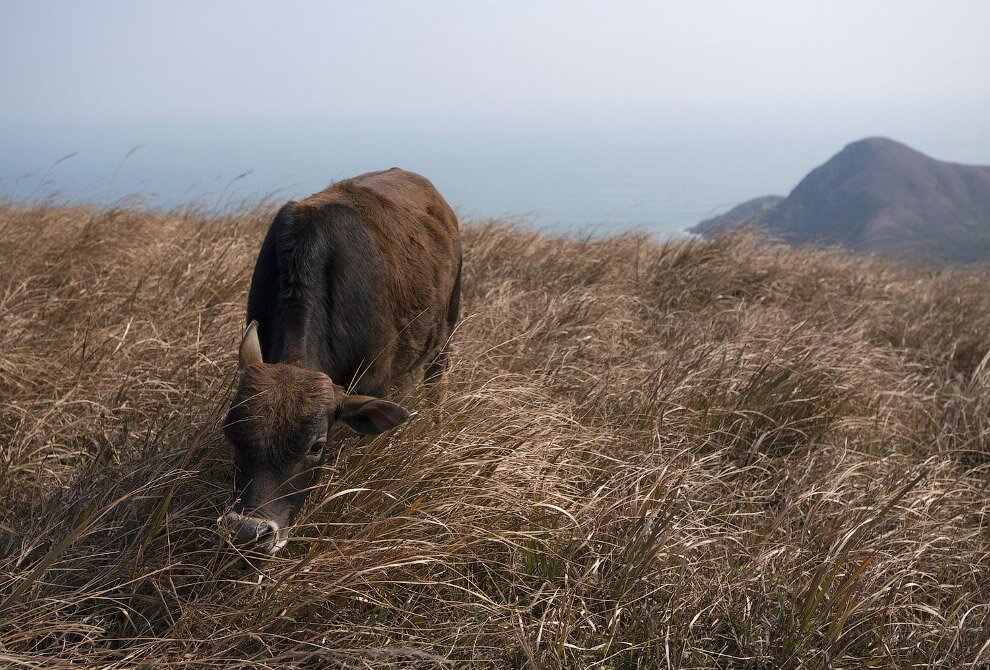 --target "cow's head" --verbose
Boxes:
[222,321,409,555]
